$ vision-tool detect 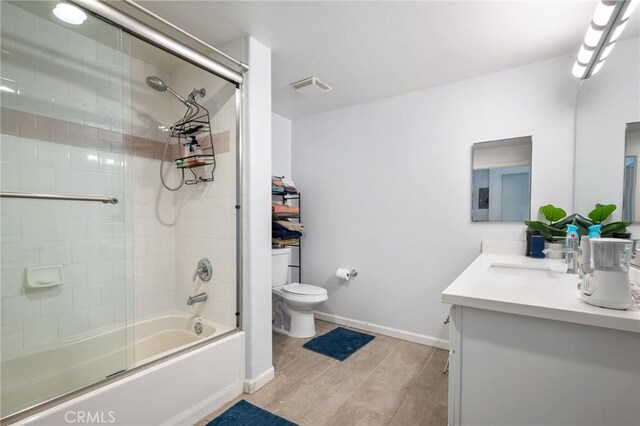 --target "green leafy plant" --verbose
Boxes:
[587,203,632,237]
[525,204,567,242]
